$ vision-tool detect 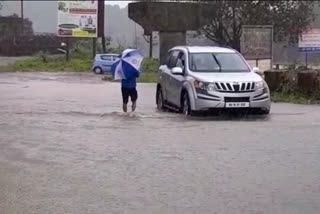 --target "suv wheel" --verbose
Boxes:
[182,92,192,116]
[94,67,103,74]
[156,87,165,110]
[259,108,270,115]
